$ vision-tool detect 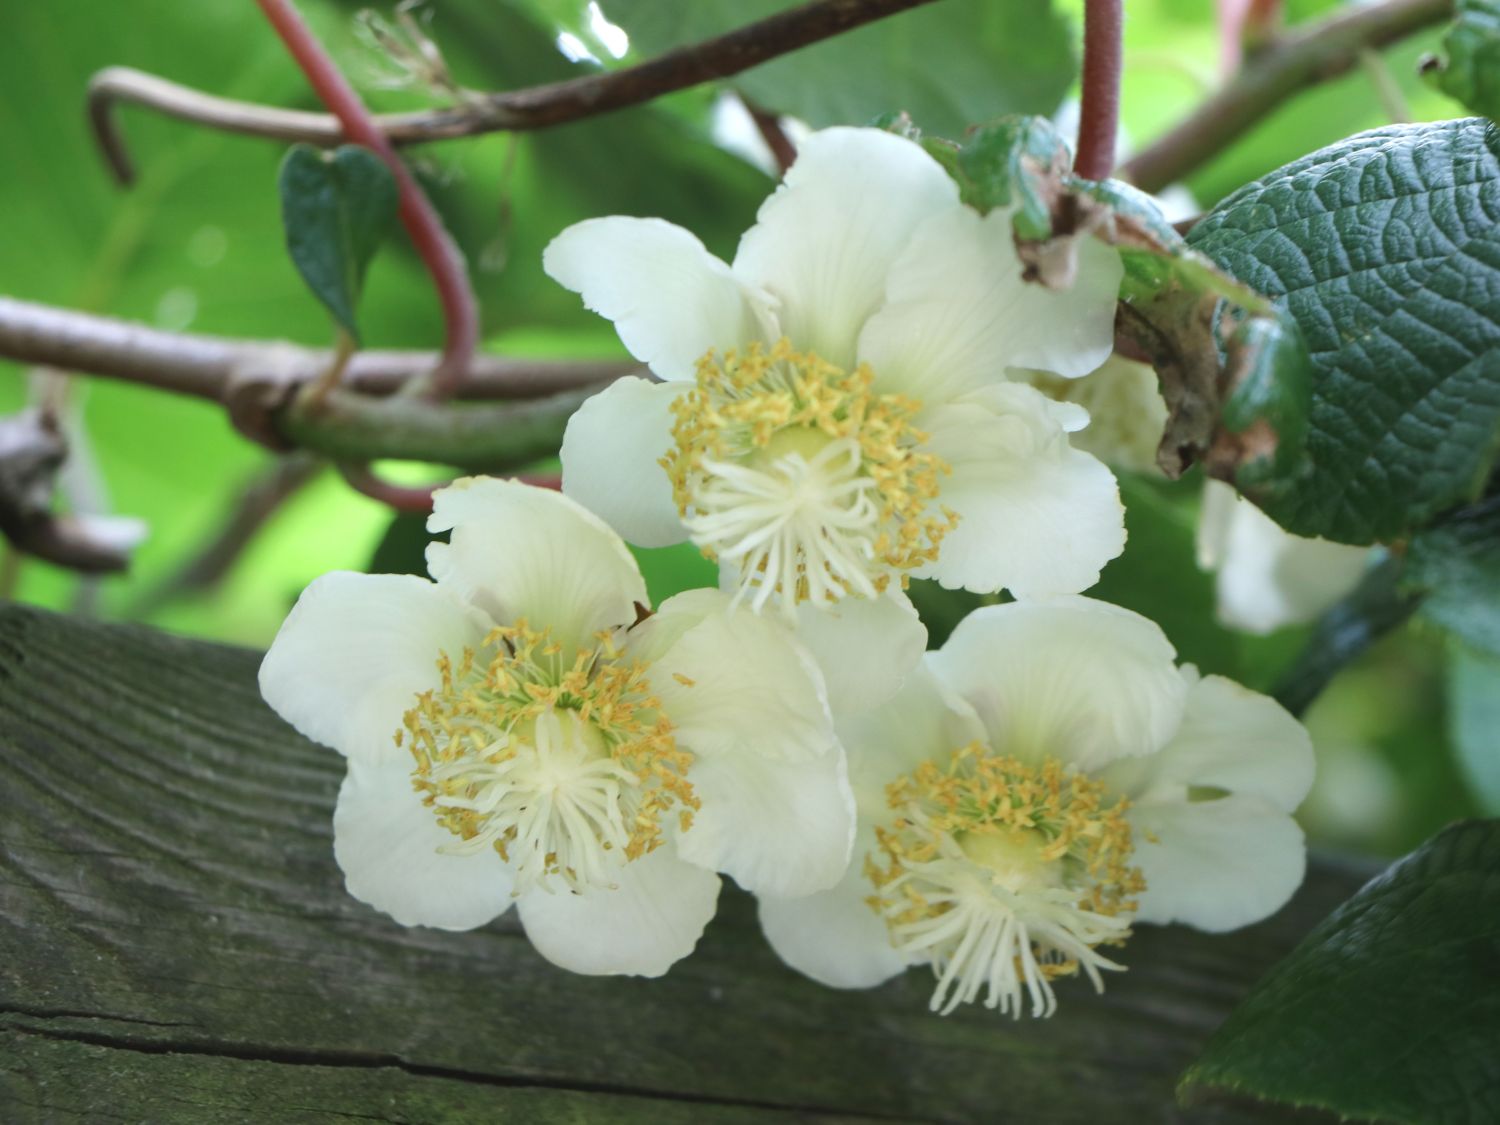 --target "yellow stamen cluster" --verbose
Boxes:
[400,621,698,877]
[869,744,1143,981]
[661,338,957,599]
